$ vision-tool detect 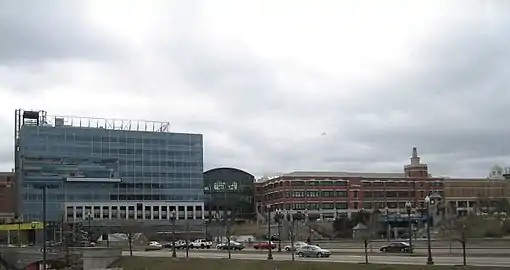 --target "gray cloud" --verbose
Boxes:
[0,0,126,64]
[0,117,13,171]
[322,15,510,176]
[1,1,510,179]
[162,9,510,177]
